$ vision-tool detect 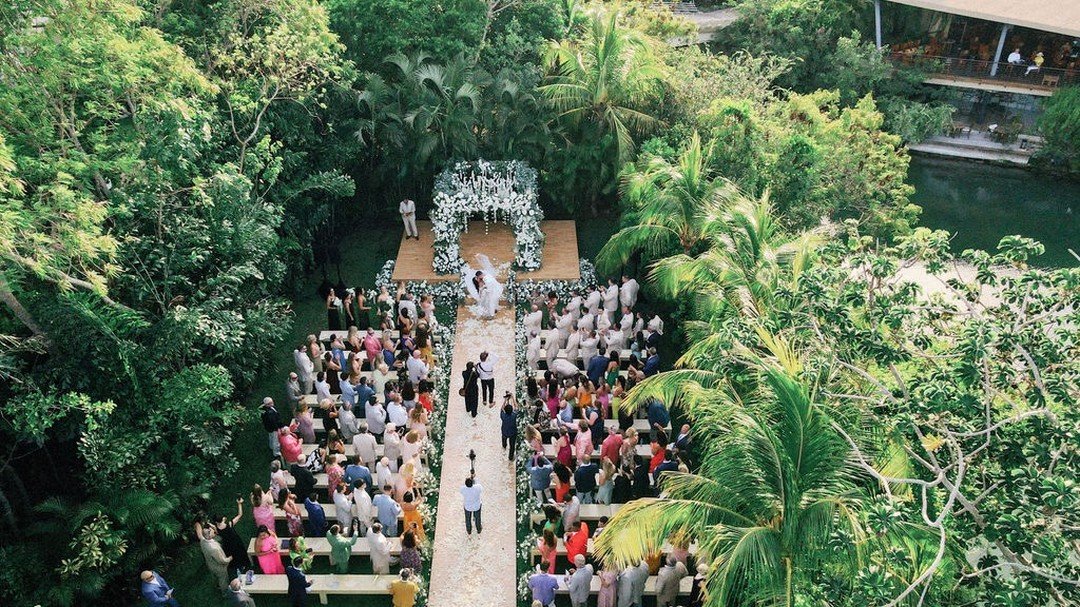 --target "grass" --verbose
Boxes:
[167,215,622,606]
